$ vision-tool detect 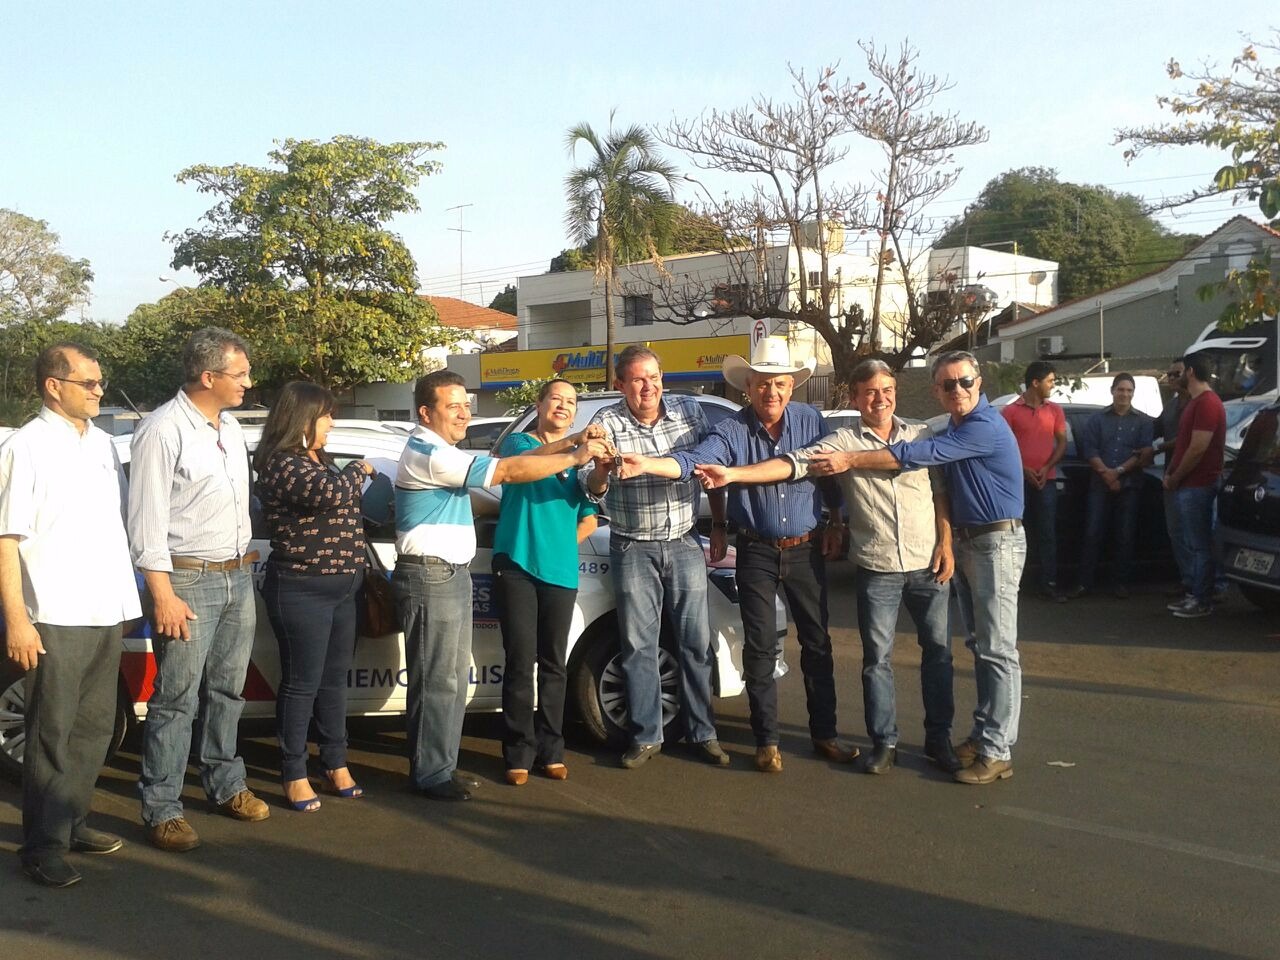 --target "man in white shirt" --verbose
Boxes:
[0,343,139,888]
[128,327,267,852]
